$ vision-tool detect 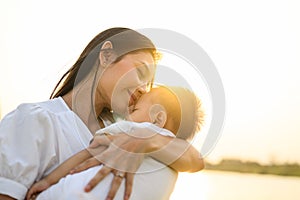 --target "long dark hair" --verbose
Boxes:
[50,27,158,99]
